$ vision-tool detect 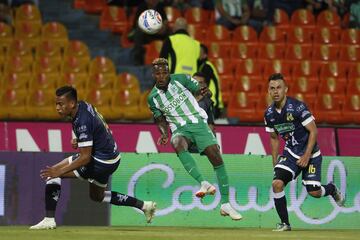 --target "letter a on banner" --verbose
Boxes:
[136,131,158,153]
[244,133,266,155]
